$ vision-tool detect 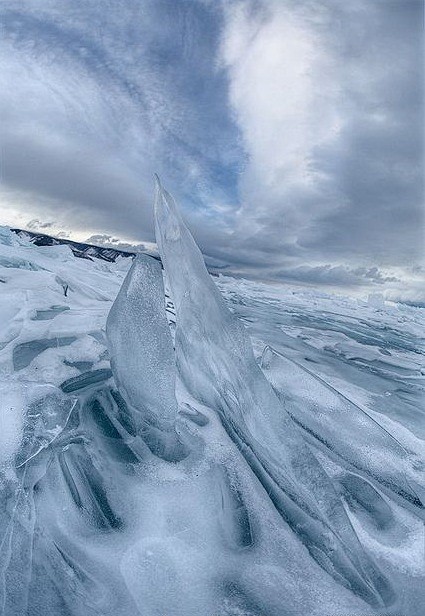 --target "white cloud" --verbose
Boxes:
[217,0,424,276]
[219,0,344,241]
[0,0,422,299]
